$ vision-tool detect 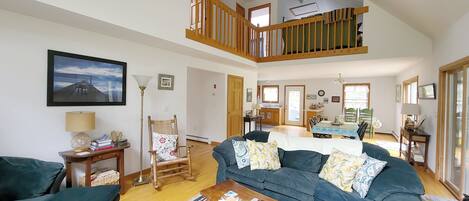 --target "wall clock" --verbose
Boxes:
[318,90,325,97]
